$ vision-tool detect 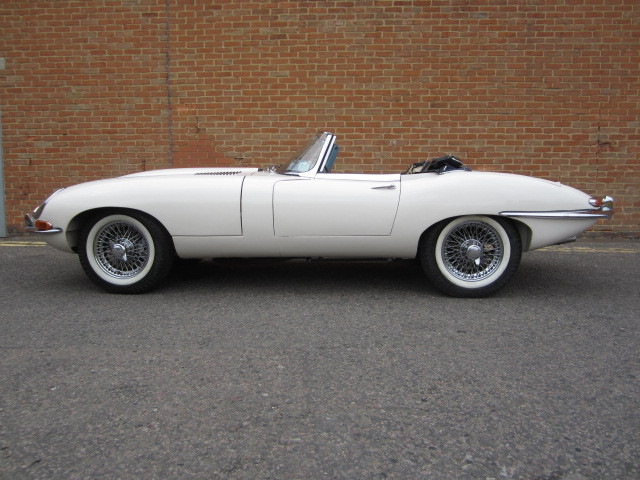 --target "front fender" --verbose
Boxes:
[40,174,245,236]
